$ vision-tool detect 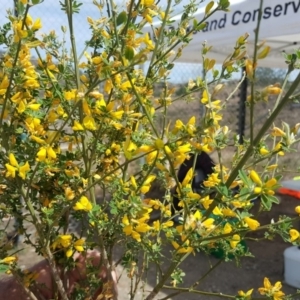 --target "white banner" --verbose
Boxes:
[151,0,300,68]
